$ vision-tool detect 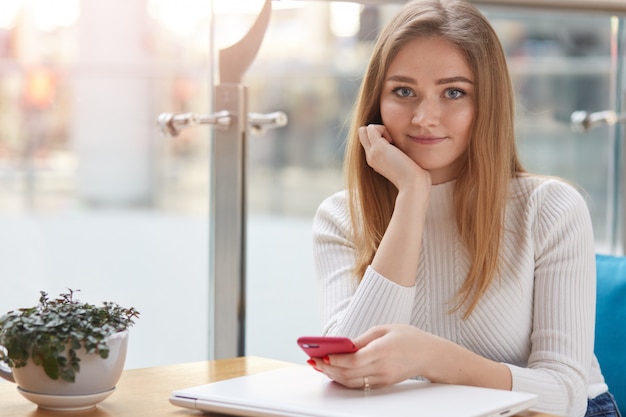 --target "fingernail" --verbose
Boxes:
[306,359,322,372]
[323,356,330,365]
